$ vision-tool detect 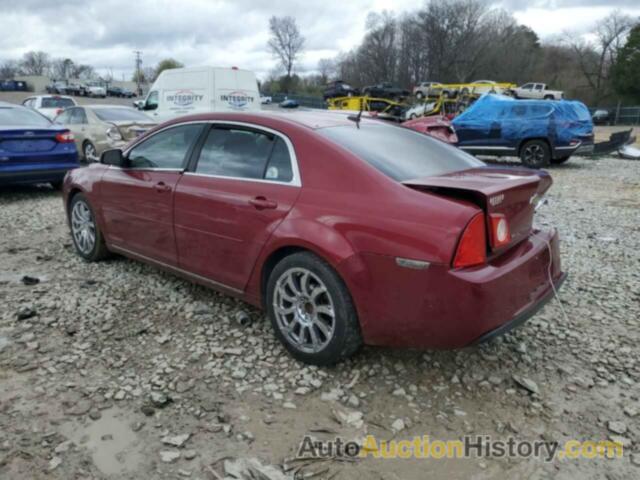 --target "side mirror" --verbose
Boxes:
[101,148,126,167]
[133,100,144,110]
